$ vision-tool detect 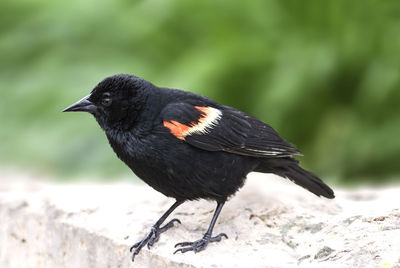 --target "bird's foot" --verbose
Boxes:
[173,233,228,254]
[130,218,181,261]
